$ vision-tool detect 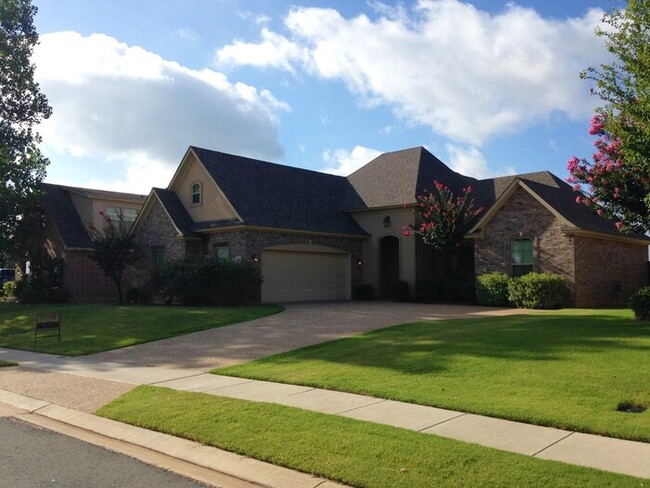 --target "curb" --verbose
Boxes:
[0,389,347,488]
